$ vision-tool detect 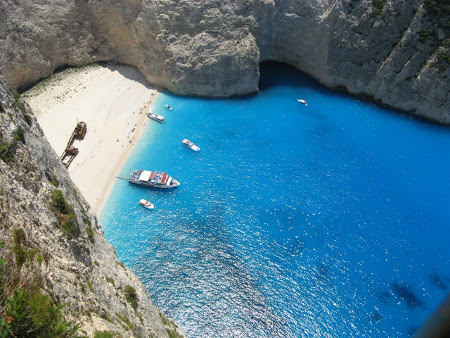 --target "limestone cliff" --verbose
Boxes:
[0,0,448,122]
[0,79,183,336]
